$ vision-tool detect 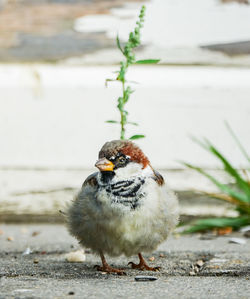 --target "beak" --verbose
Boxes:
[95,157,114,172]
